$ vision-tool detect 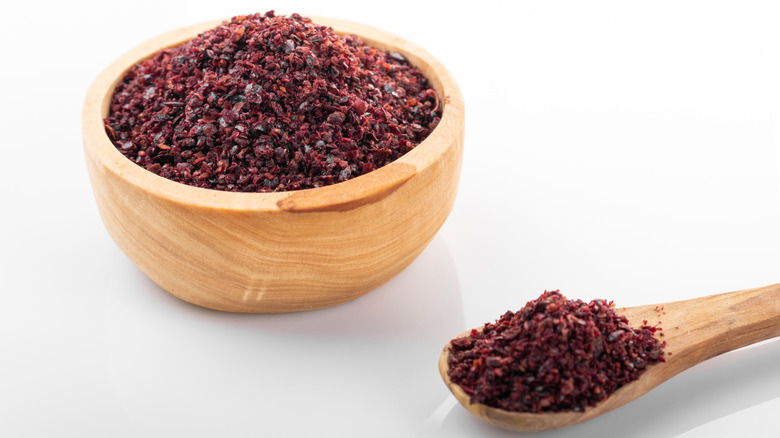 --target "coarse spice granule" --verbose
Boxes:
[447,291,665,413]
[104,11,441,192]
